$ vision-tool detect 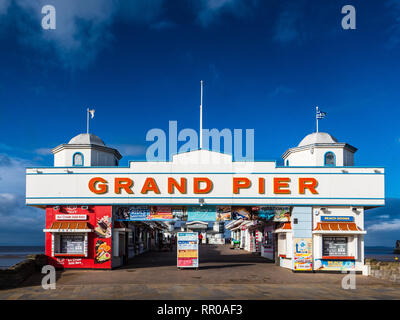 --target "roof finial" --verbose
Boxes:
[200,80,203,149]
